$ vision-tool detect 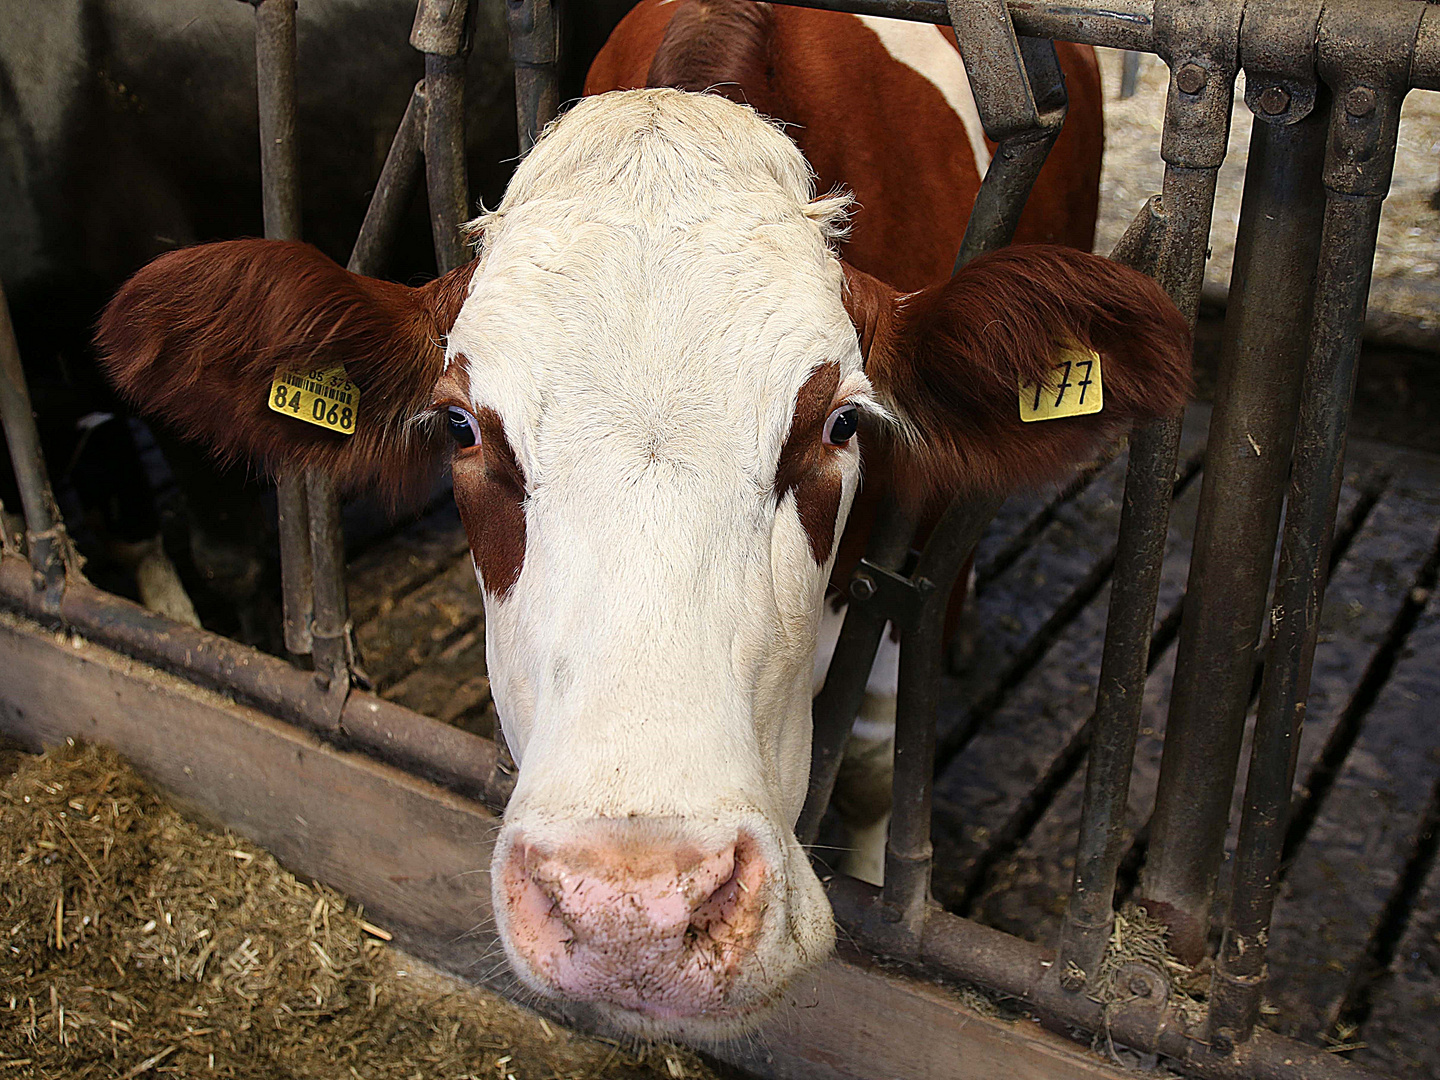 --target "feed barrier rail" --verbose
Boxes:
[2,0,1437,1077]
